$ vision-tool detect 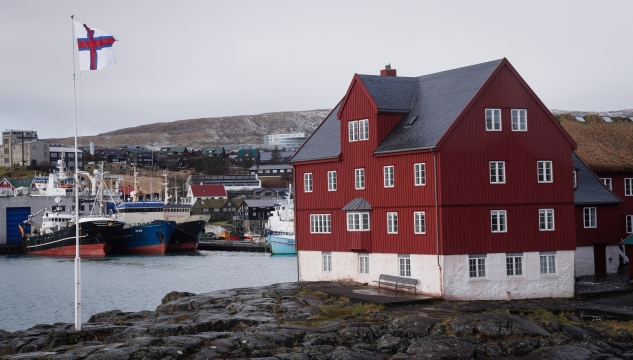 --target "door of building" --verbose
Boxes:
[594,243,607,274]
